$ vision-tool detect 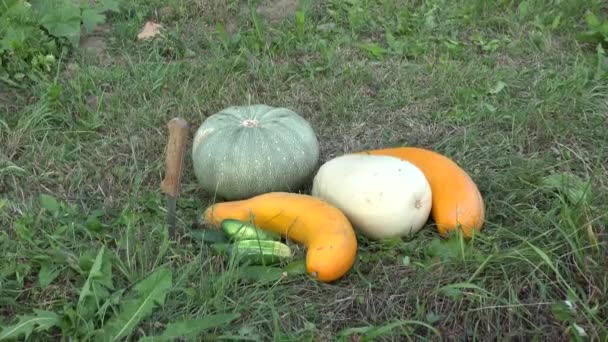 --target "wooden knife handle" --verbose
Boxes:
[161,117,189,197]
